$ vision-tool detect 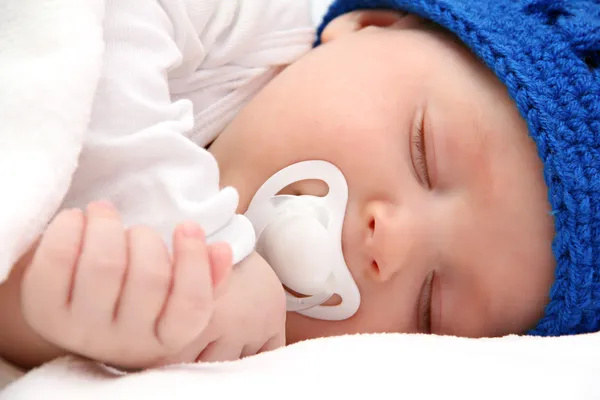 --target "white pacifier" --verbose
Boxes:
[244,160,360,321]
